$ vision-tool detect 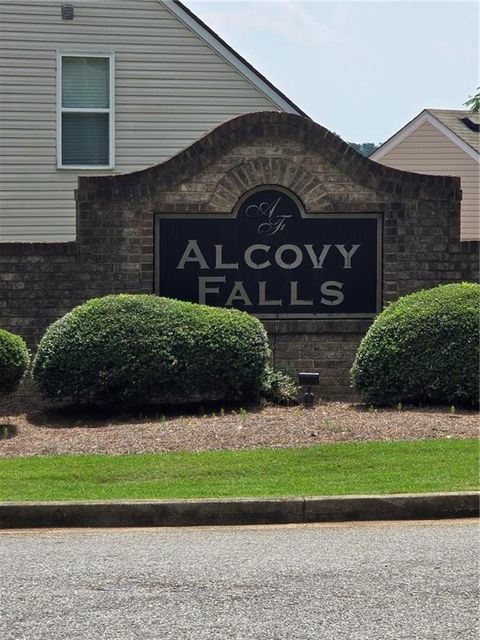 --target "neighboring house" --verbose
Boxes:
[0,0,306,242]
[370,109,480,241]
